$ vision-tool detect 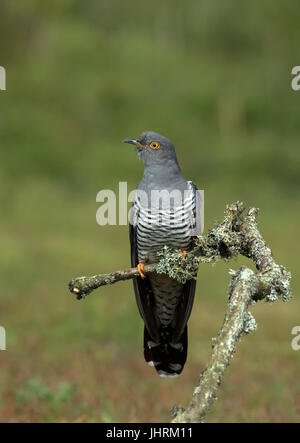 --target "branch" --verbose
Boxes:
[171,204,291,423]
[171,267,259,423]
[69,264,157,300]
[68,202,291,422]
